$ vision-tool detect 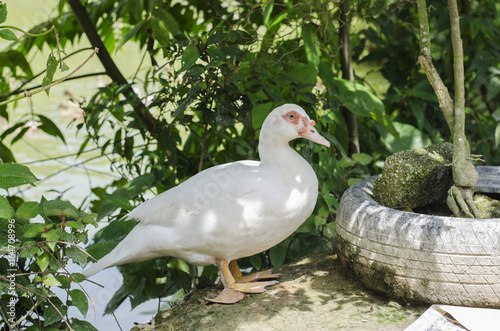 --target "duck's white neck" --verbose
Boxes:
[257,116,313,176]
[258,139,309,175]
